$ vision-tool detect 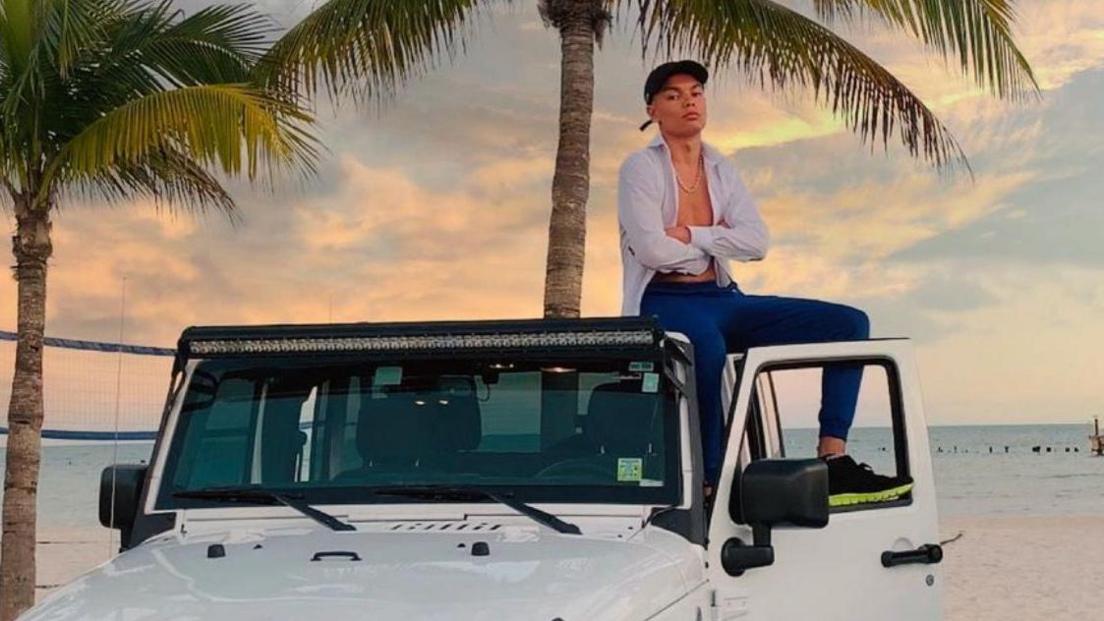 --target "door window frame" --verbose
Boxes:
[731,356,913,513]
